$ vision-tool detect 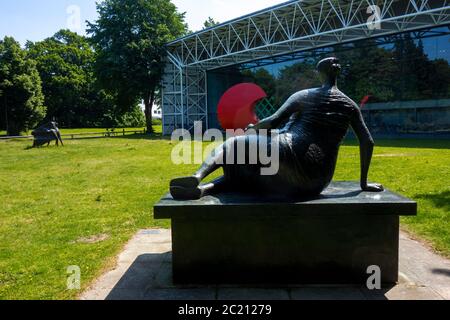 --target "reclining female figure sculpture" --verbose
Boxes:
[170,57,384,200]
[32,121,64,148]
